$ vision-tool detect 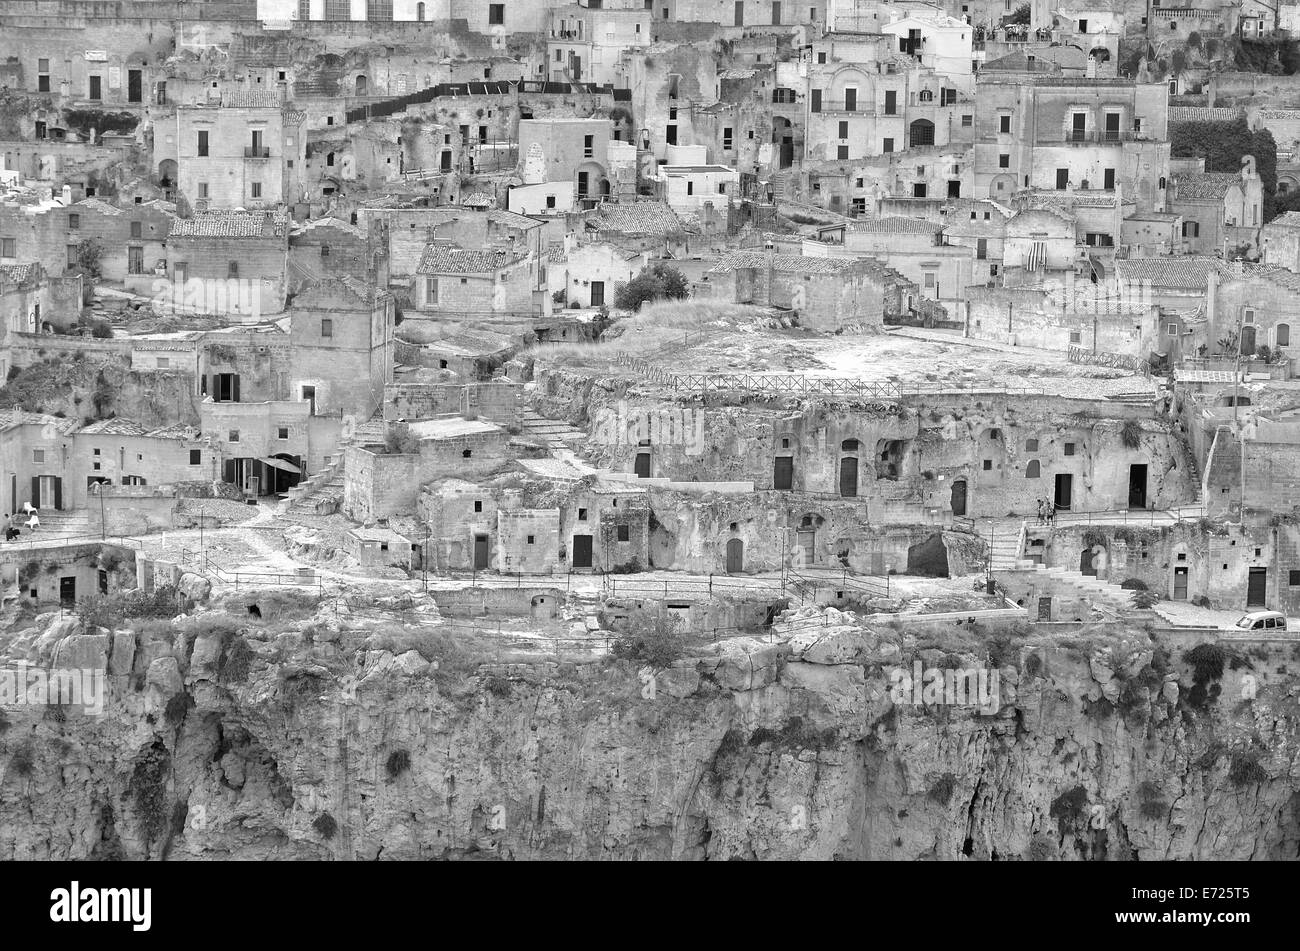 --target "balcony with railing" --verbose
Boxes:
[244,146,272,158]
[1044,129,1129,145]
